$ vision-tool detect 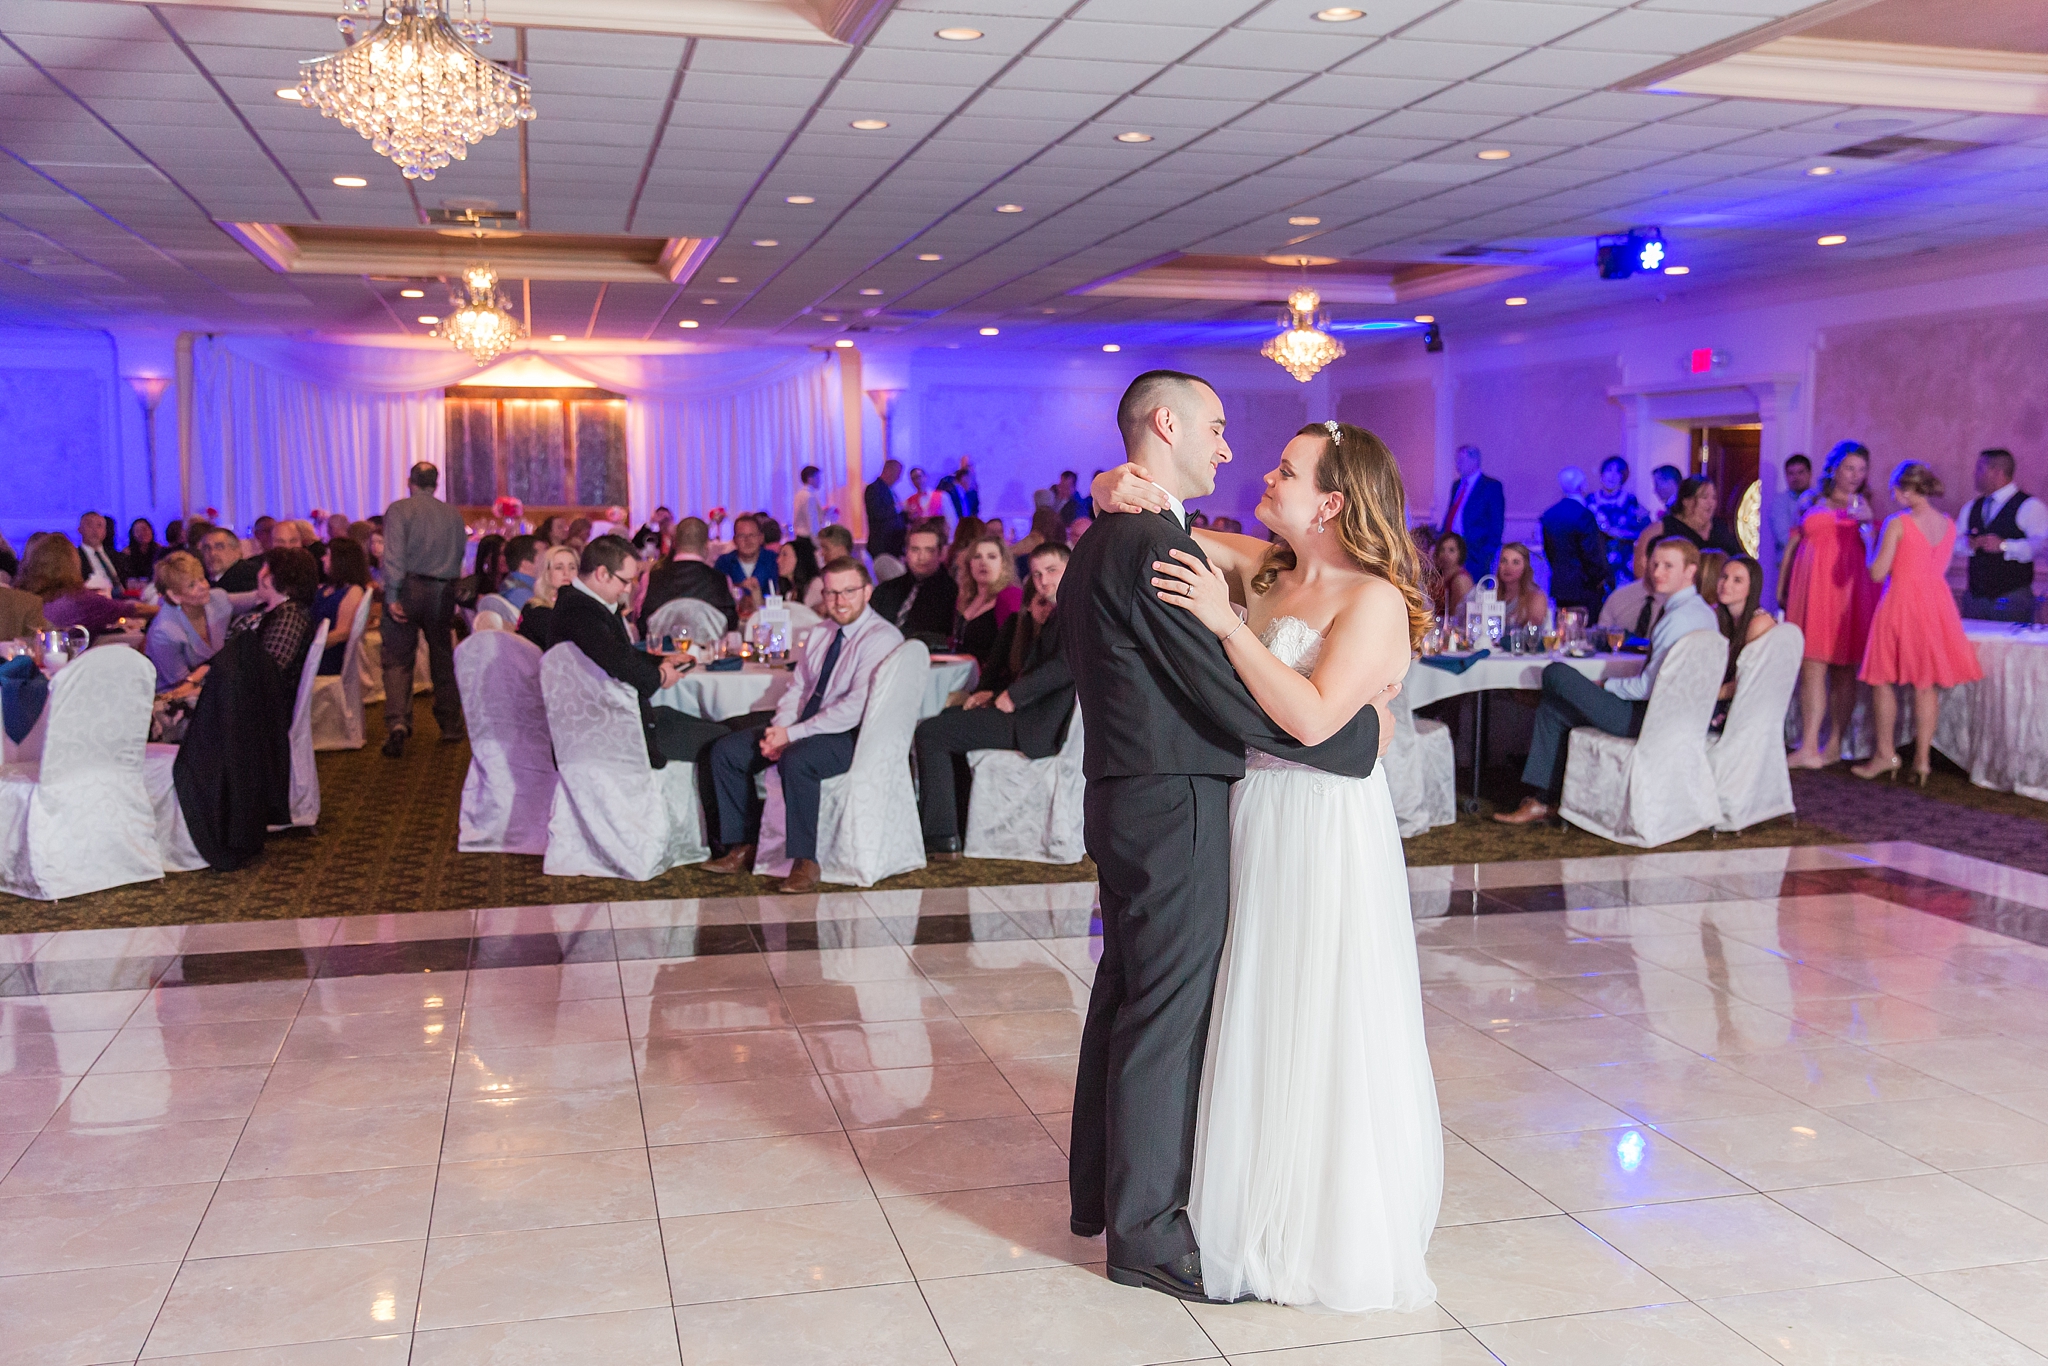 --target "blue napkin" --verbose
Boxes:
[0,654,48,743]
[1419,648,1490,675]
[706,657,745,673]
